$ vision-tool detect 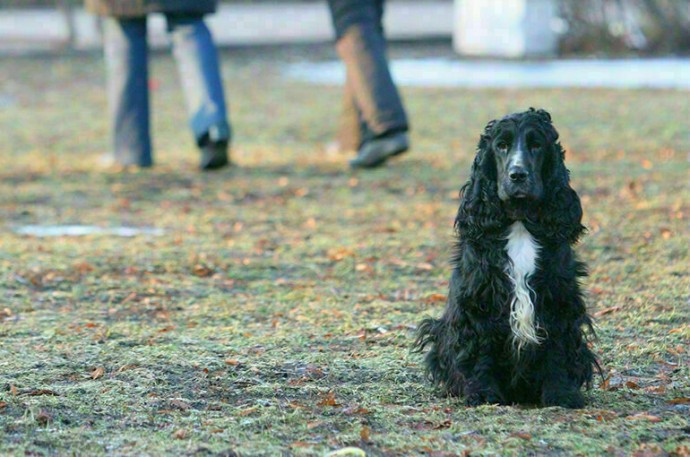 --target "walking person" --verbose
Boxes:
[327,0,410,169]
[86,0,231,170]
